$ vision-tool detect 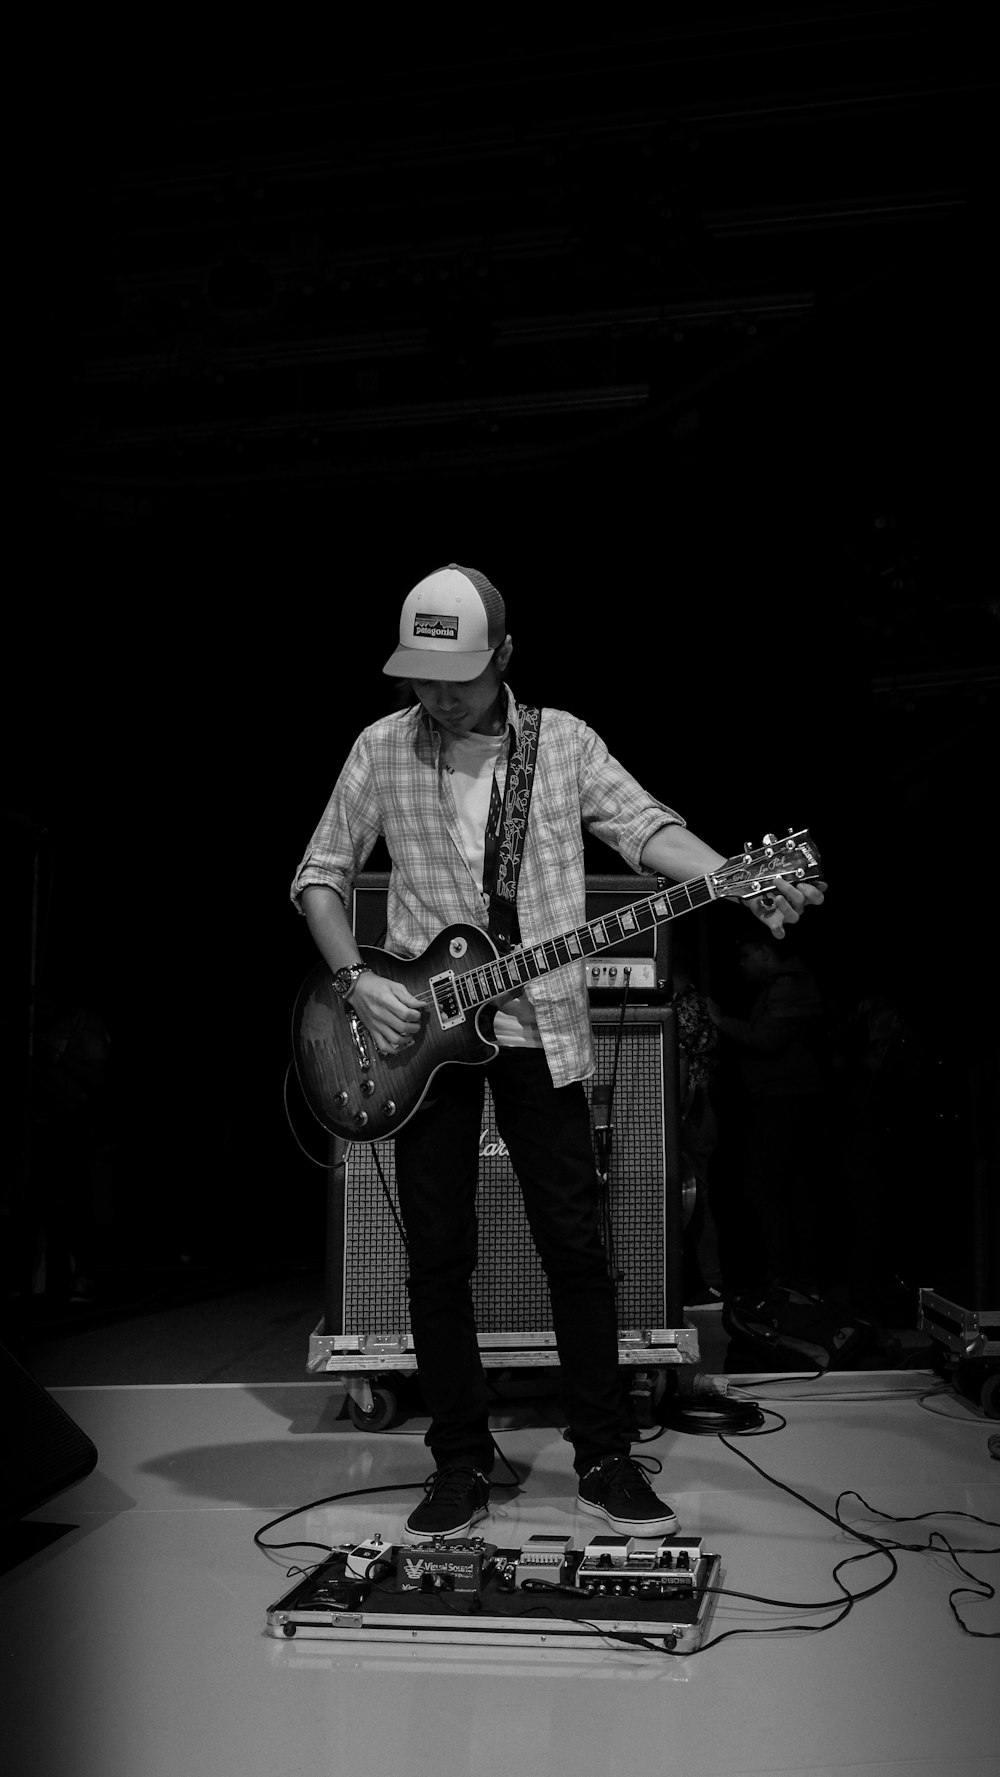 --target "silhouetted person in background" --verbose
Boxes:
[833,974,931,1320]
[707,930,835,1293]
